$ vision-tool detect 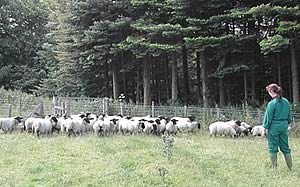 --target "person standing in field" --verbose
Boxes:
[262,83,292,170]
